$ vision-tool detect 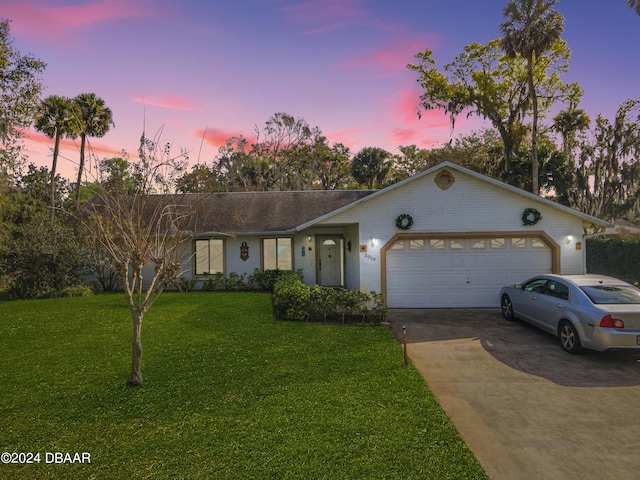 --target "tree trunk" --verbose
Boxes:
[127,311,143,386]
[50,130,61,218]
[75,134,86,209]
[528,58,539,195]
